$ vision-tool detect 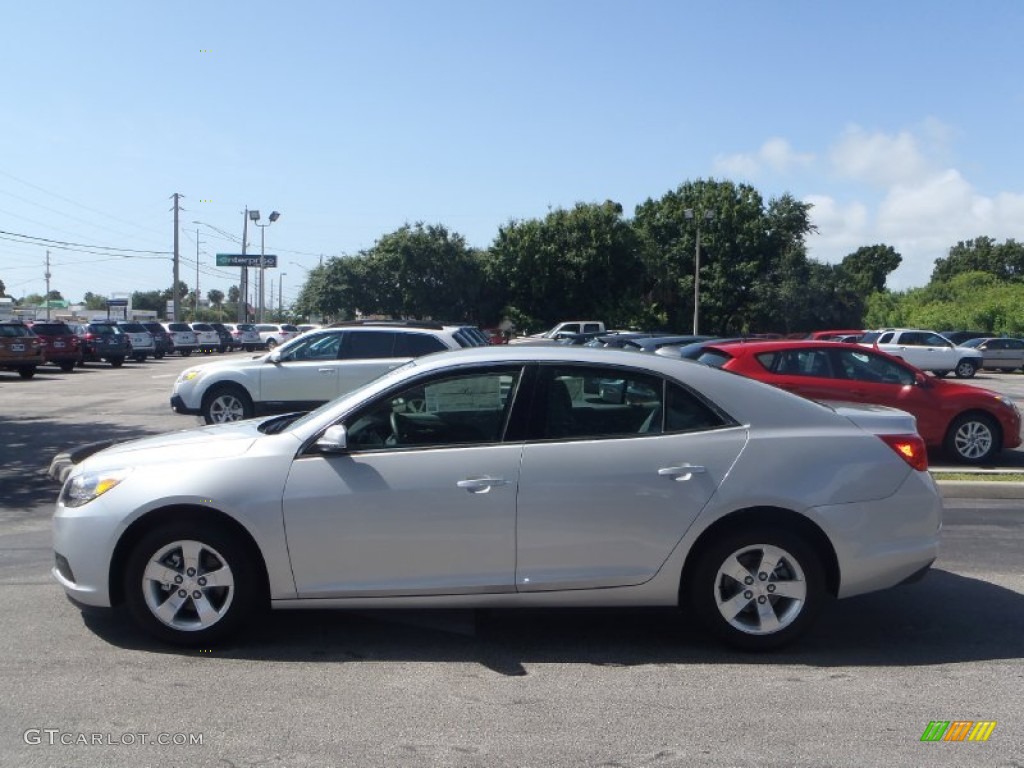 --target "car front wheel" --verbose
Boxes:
[18,367,37,379]
[124,522,262,645]
[688,527,825,651]
[945,412,999,464]
[202,385,254,424]
[954,359,978,378]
